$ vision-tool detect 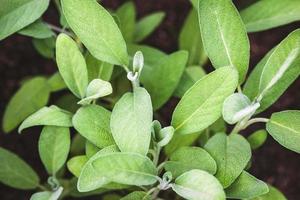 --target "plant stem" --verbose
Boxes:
[46,23,72,36]
[153,145,161,167]
[38,184,48,191]
[243,117,269,129]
